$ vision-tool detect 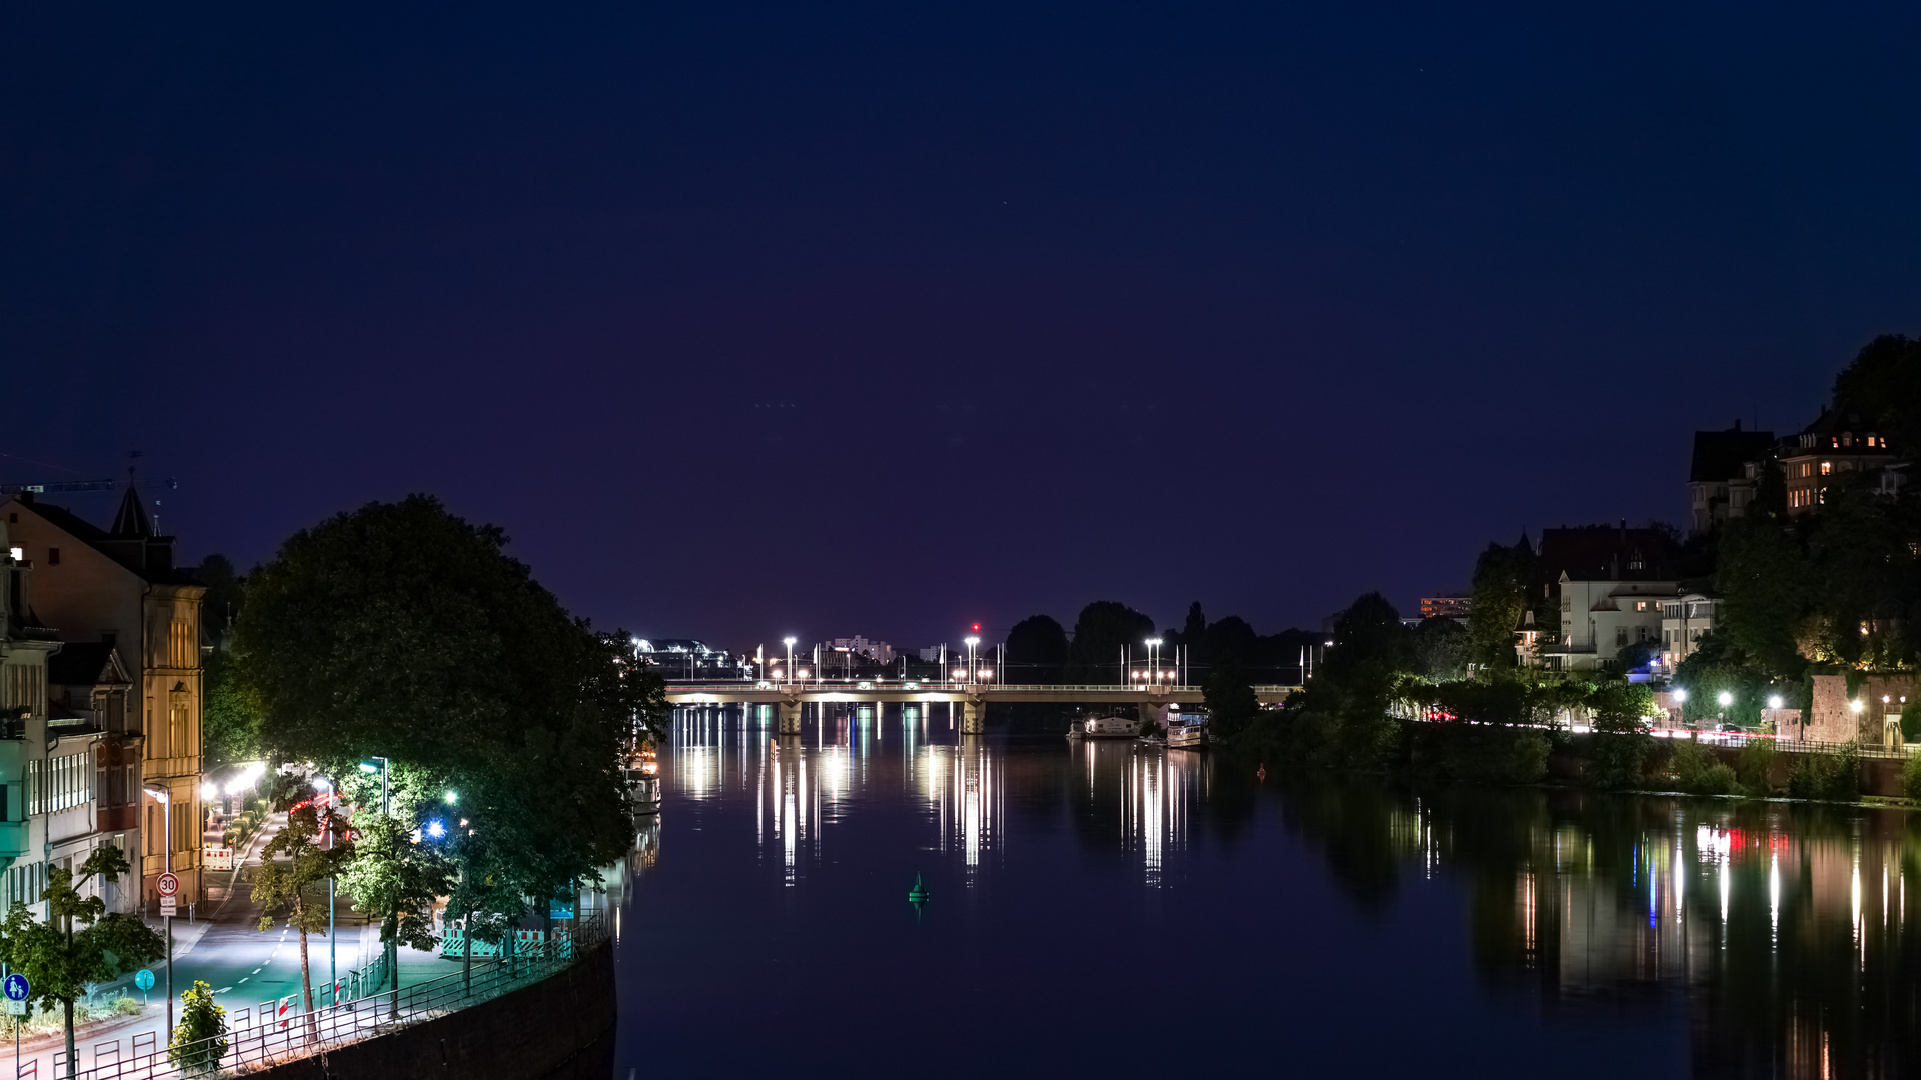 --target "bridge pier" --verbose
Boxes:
[961,698,988,735]
[778,700,803,735]
[1139,699,1168,732]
